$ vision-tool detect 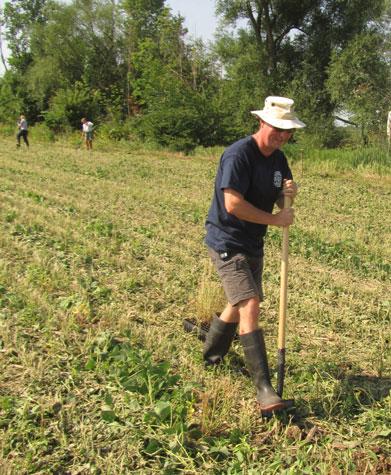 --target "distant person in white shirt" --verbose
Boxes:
[387,111,391,147]
[16,114,29,148]
[81,117,94,150]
